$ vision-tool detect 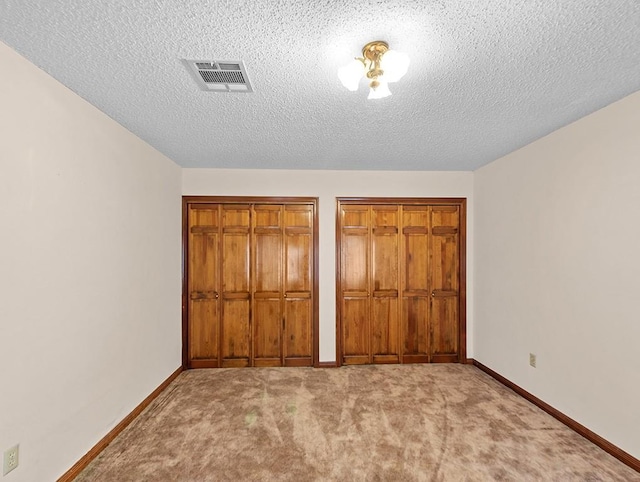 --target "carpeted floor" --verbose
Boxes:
[75,365,639,481]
